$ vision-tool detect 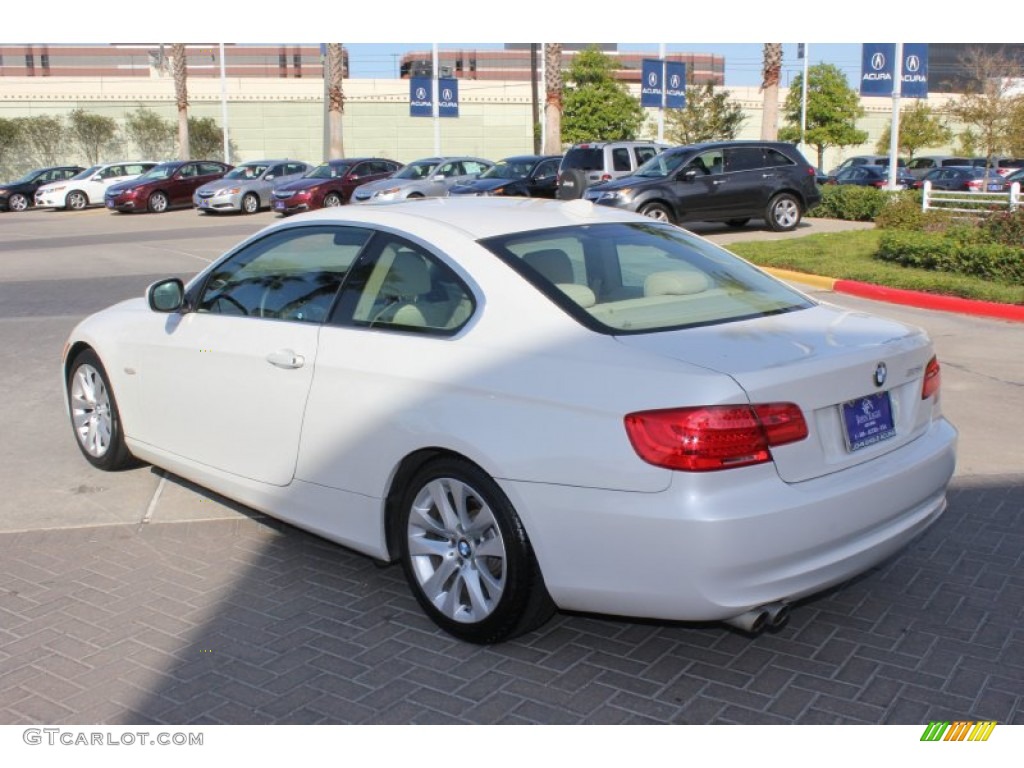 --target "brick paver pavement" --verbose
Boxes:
[1,474,1022,725]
